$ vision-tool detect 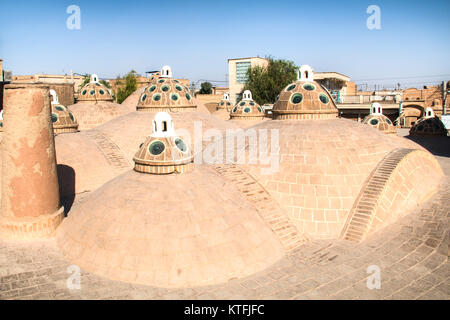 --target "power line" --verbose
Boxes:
[353,74,450,81]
